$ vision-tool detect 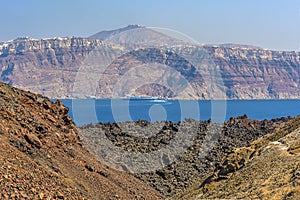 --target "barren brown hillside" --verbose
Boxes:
[0,82,163,199]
